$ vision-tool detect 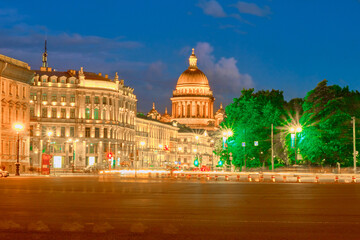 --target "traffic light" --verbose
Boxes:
[218,160,224,166]
[194,158,199,167]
